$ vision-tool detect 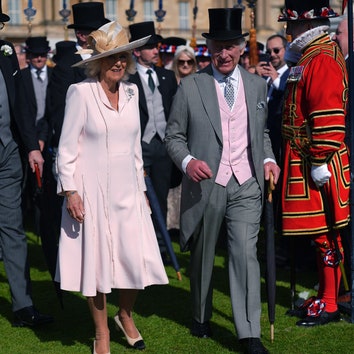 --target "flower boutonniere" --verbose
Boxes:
[1,44,13,57]
[126,87,135,101]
